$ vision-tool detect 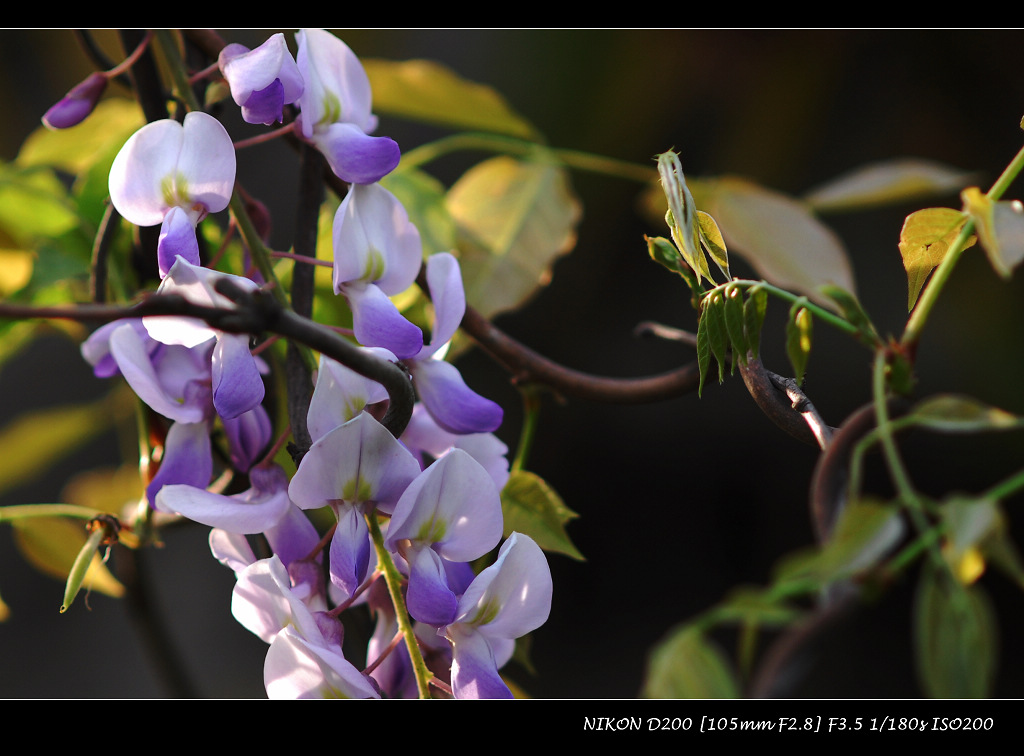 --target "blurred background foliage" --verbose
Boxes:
[1,29,1023,698]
